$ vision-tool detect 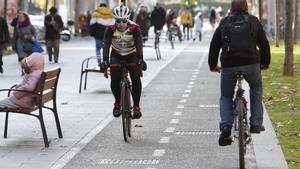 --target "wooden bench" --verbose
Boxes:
[0,67,62,147]
[79,56,102,93]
